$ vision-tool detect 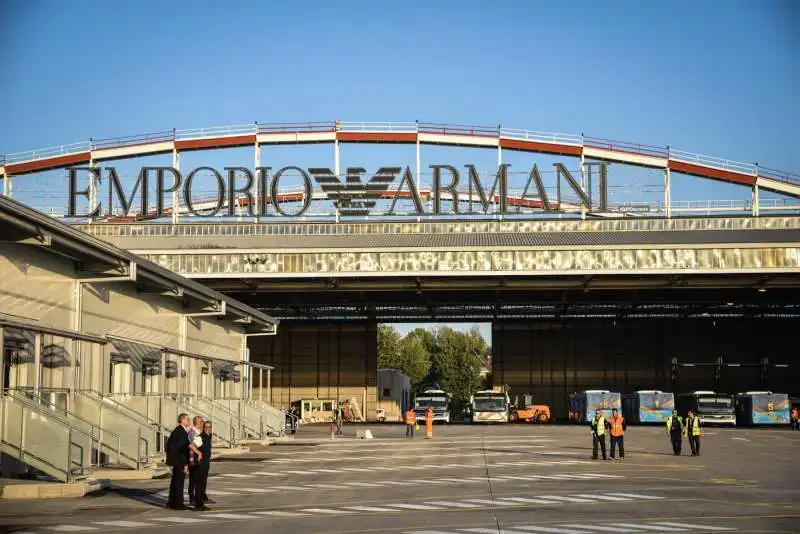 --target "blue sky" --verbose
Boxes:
[2,1,797,341]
